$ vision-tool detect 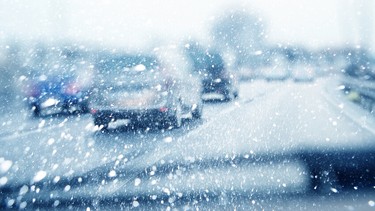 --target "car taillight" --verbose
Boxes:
[90,108,98,114]
[29,85,41,97]
[65,83,80,95]
[159,107,168,112]
[24,82,40,97]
